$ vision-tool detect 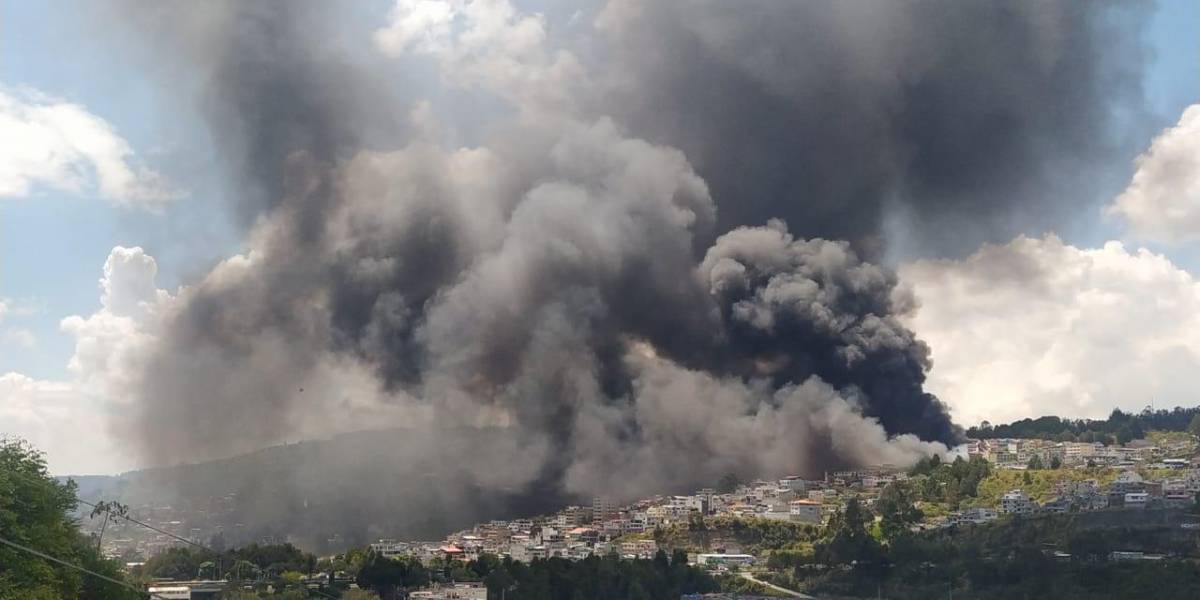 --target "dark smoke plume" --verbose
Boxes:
[596,0,1148,254]
[95,0,1147,540]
